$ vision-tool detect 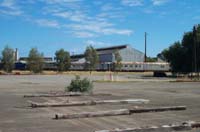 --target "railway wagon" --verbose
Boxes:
[11,61,170,72]
[69,62,170,72]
